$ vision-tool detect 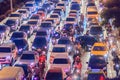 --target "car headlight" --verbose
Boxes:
[27,31,30,33]
[104,54,108,58]
[44,46,47,49]
[64,68,70,72]
[30,62,35,68]
[11,26,15,28]
[32,46,36,49]
[18,48,23,52]
[103,67,107,70]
